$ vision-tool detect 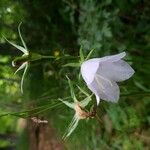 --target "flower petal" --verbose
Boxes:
[97,60,135,82]
[87,75,120,103]
[20,62,28,93]
[98,52,126,63]
[81,52,126,84]
[14,62,27,74]
[81,58,100,84]
[4,37,28,55]
[18,22,28,51]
